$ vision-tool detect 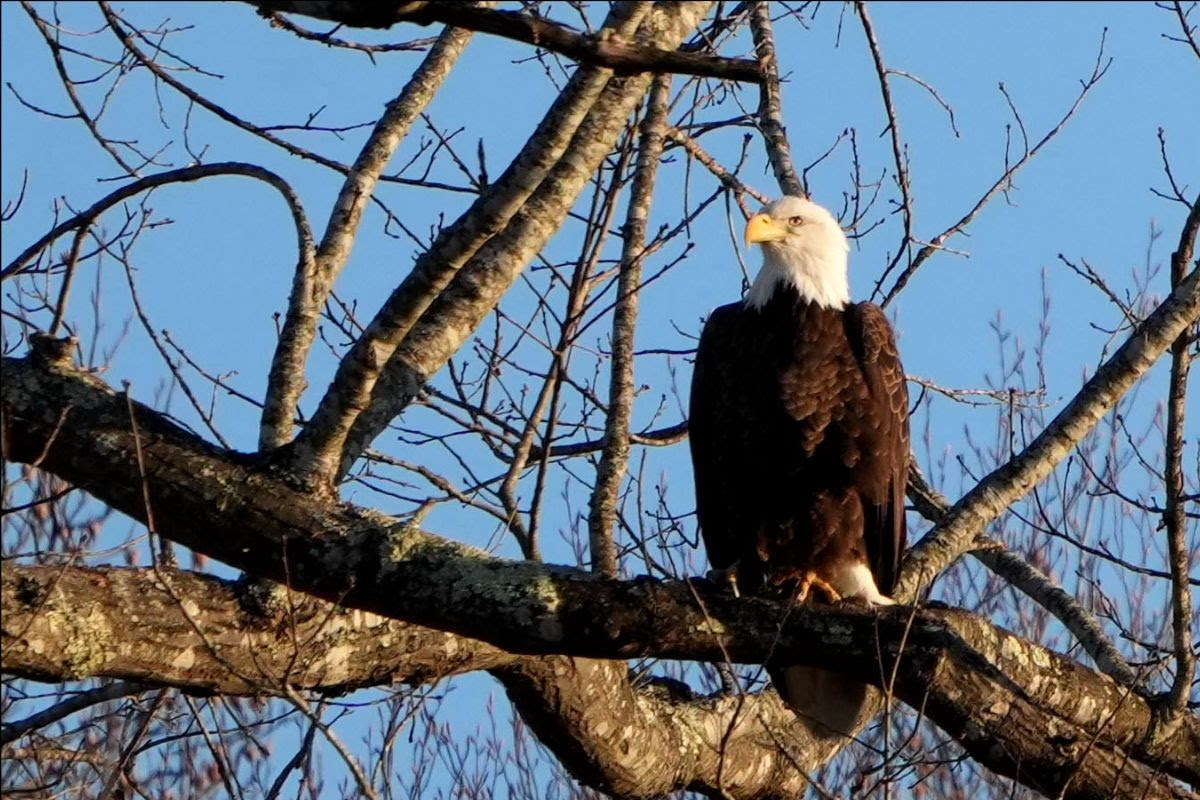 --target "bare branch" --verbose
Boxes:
[4,353,1198,796]
[321,3,716,484]
[857,0,914,300]
[259,16,478,450]
[898,261,1200,599]
[587,75,671,577]
[665,125,771,205]
[749,2,804,198]
[3,163,313,283]
[250,1,764,83]
[1,679,150,746]
[878,31,1111,307]
[1,564,512,698]
[905,465,1140,687]
[1161,193,1199,721]
[287,2,664,486]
